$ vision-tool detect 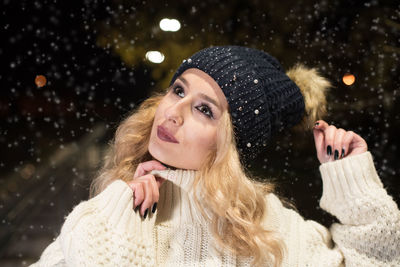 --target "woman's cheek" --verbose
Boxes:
[193,130,217,152]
